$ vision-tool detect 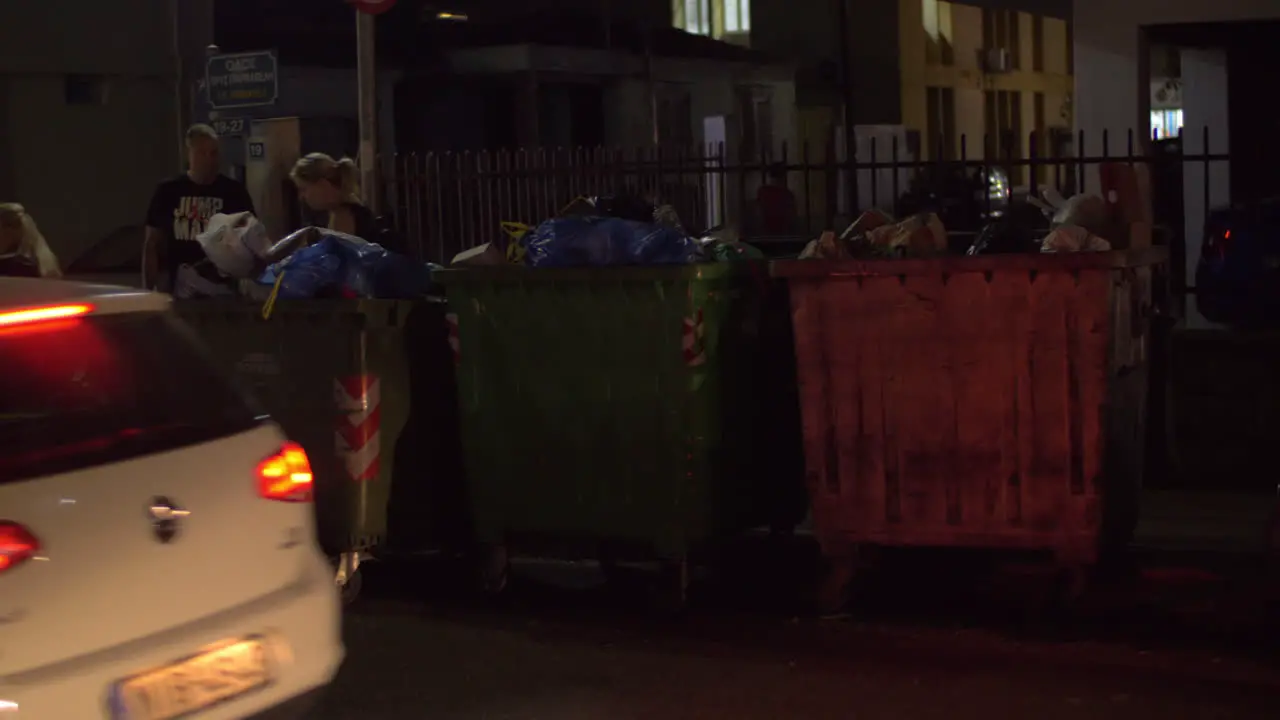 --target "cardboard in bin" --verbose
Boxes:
[1099,162,1154,250]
